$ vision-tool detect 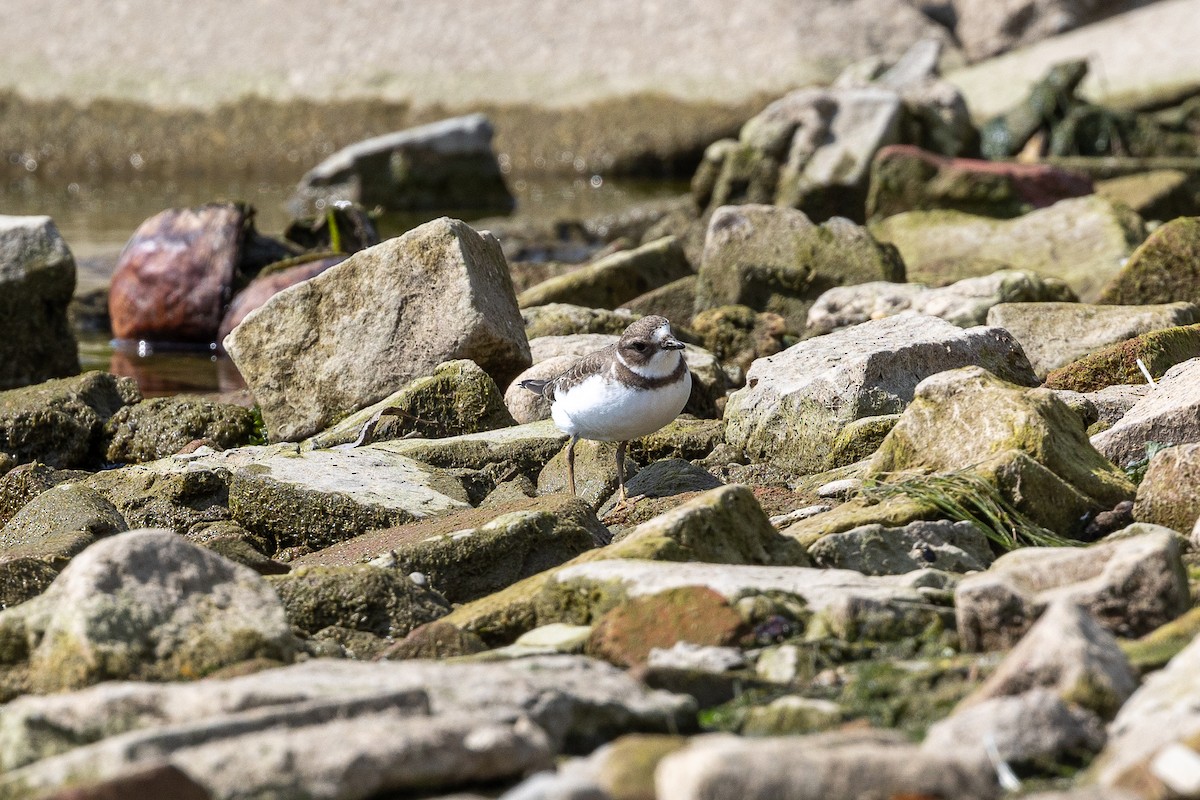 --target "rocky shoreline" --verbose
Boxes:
[1,17,1200,800]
